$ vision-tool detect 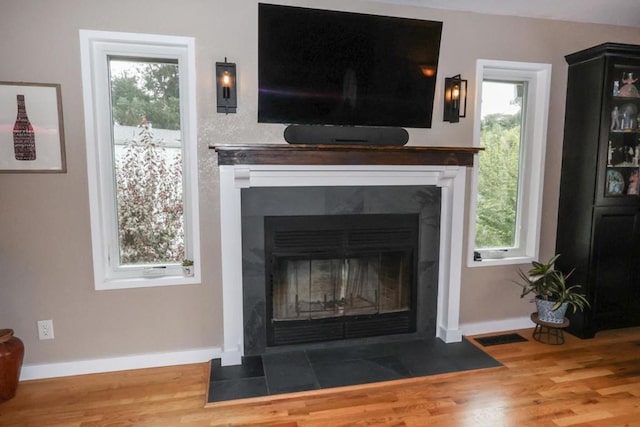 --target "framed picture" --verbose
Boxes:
[0,81,66,173]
